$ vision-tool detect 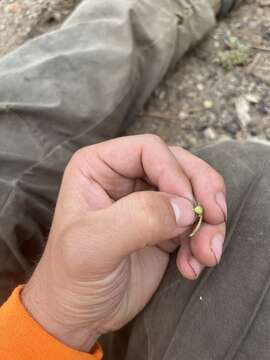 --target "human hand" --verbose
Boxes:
[22,135,226,352]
